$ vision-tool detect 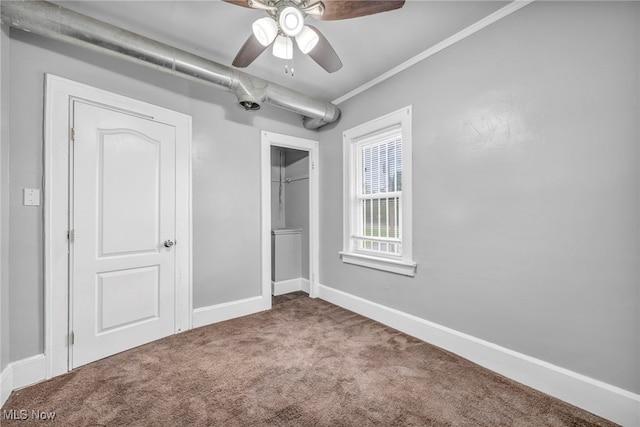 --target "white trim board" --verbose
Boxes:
[0,354,47,408]
[317,284,640,427]
[0,364,12,408]
[260,131,320,303]
[192,296,266,329]
[332,0,534,105]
